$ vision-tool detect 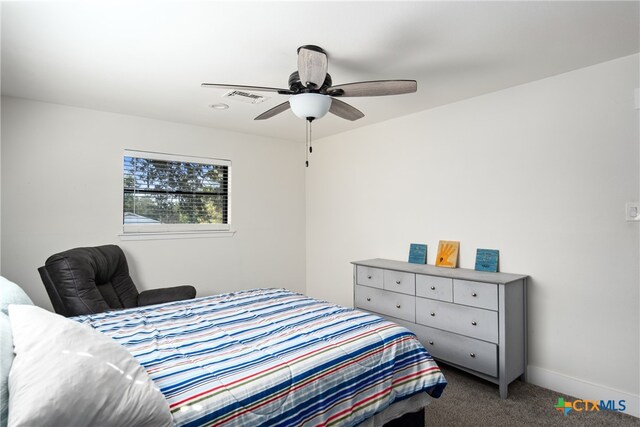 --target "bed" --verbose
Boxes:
[4,282,446,427]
